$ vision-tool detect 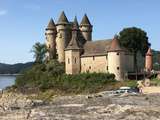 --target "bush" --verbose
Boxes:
[150,78,160,86]
[15,60,116,94]
[15,60,64,89]
[56,73,116,93]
